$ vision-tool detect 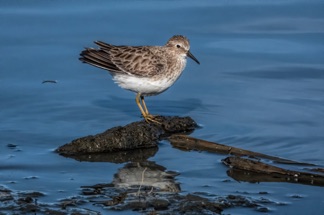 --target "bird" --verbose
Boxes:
[79,35,200,123]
